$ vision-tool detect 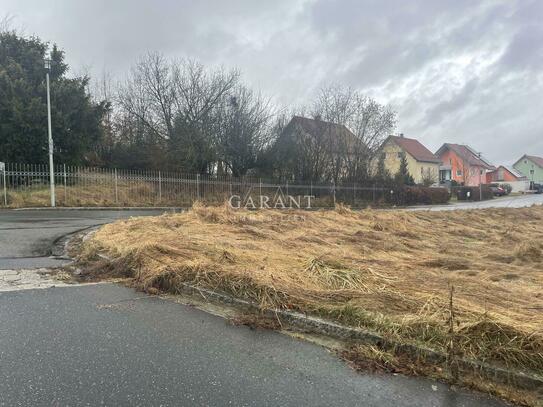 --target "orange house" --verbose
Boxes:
[435,143,495,186]
[486,165,527,183]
